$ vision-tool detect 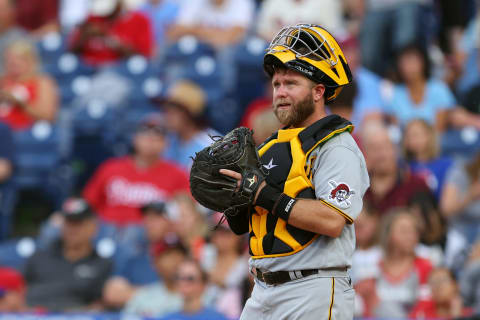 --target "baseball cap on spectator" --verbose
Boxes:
[151,239,187,258]
[141,201,167,215]
[136,113,167,136]
[90,0,120,17]
[0,267,25,297]
[157,80,207,122]
[61,198,95,221]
